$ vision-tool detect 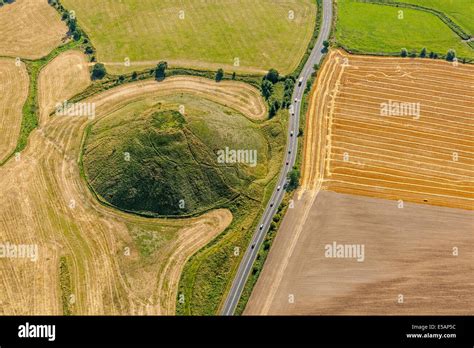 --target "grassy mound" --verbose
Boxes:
[82,96,268,216]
